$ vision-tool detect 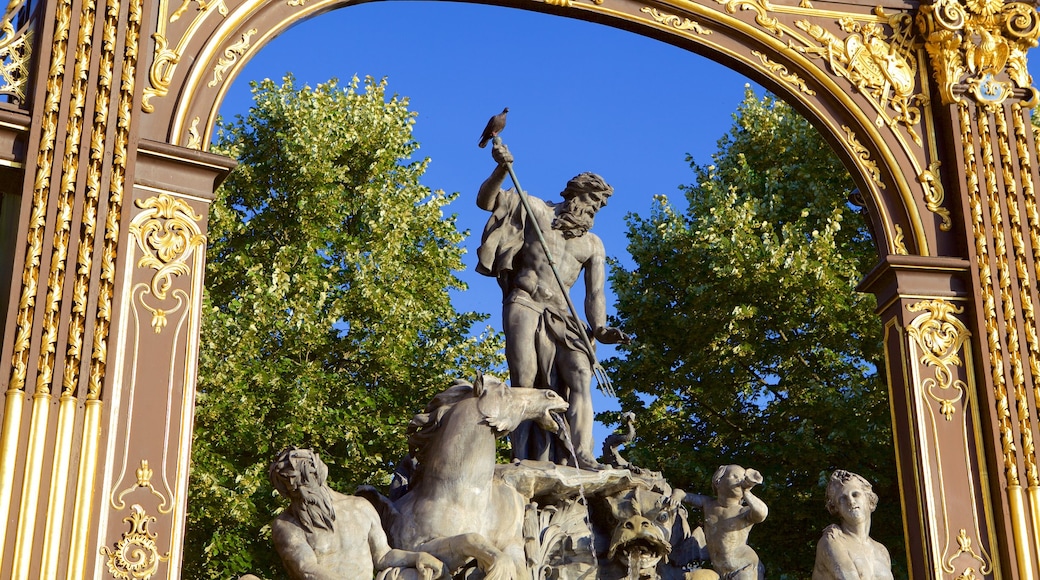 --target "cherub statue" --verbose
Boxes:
[812,470,893,580]
[668,465,767,579]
